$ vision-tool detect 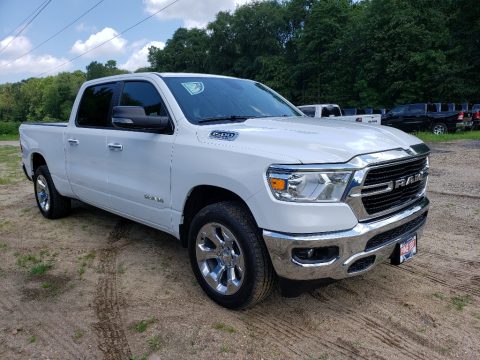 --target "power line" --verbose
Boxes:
[38,0,181,77]
[3,0,106,67]
[1,0,50,40]
[0,0,52,56]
